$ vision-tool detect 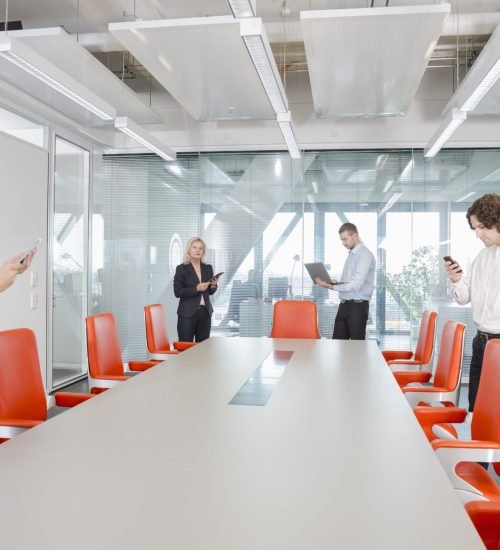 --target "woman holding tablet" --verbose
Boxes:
[173,237,220,342]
